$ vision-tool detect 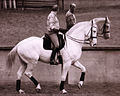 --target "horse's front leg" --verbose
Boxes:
[60,61,72,94]
[72,61,86,88]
